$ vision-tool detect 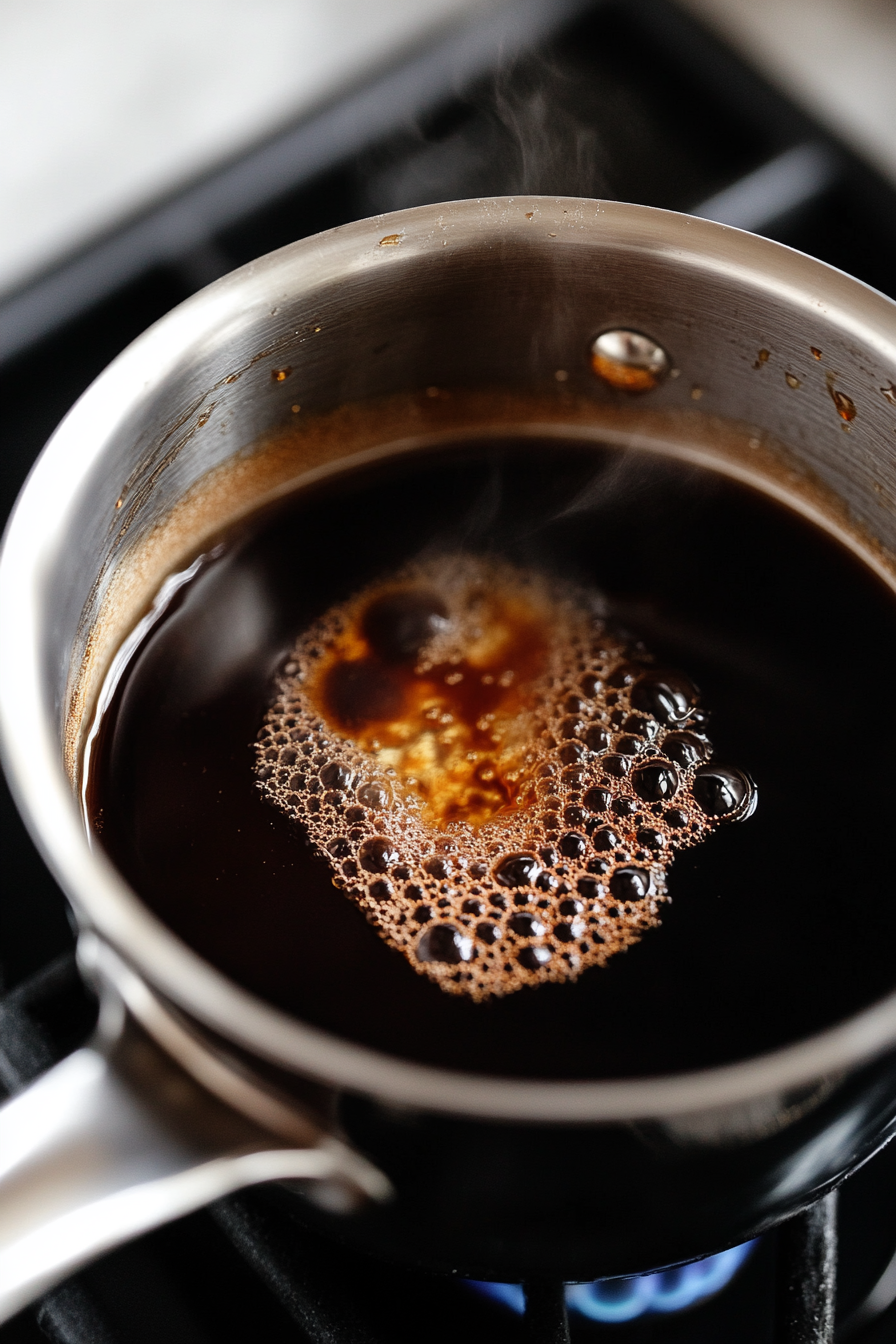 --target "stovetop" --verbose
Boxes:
[2,1,896,1339]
